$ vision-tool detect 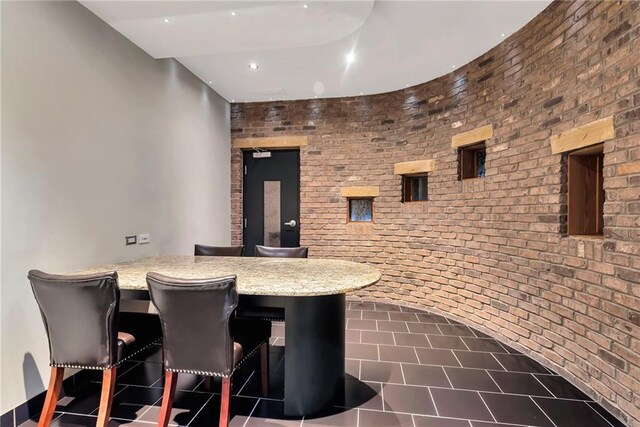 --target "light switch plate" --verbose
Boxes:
[139,234,150,244]
[125,235,137,245]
